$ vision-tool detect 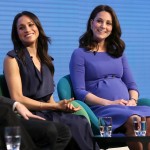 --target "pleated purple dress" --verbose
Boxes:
[69,48,150,132]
